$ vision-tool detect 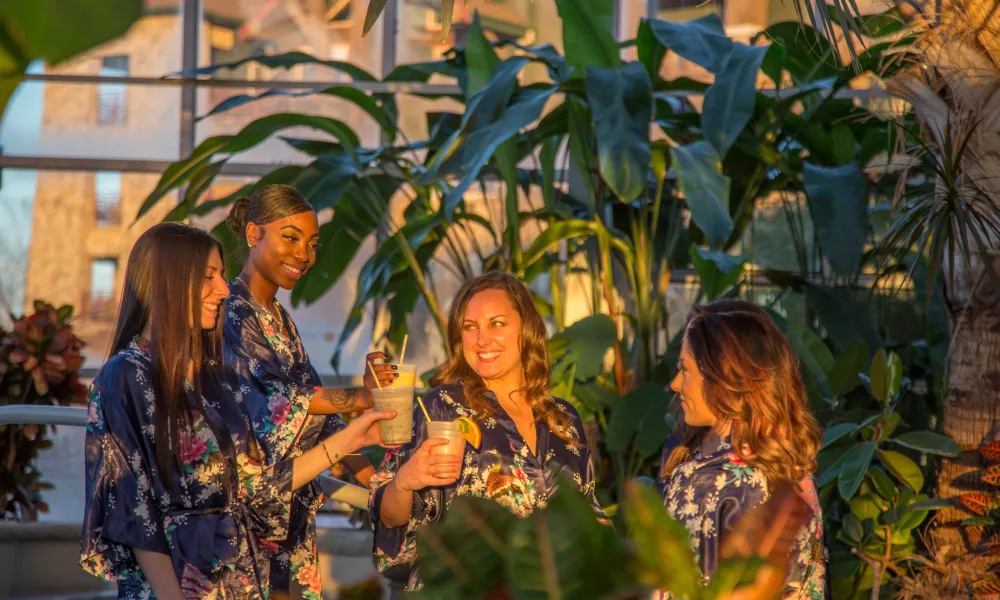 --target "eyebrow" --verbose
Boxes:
[281,225,320,240]
[464,314,507,322]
